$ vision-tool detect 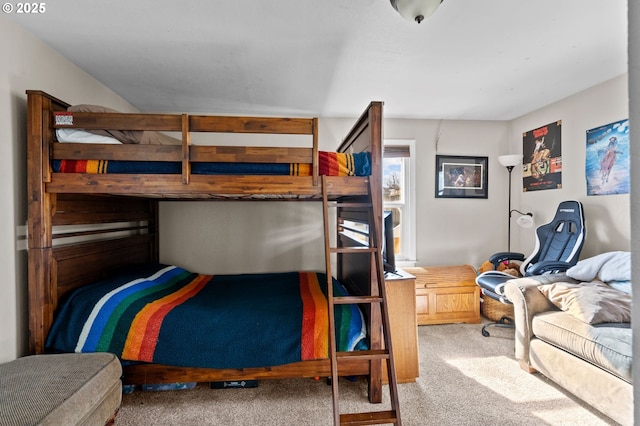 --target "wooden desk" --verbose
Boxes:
[383,269,419,383]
